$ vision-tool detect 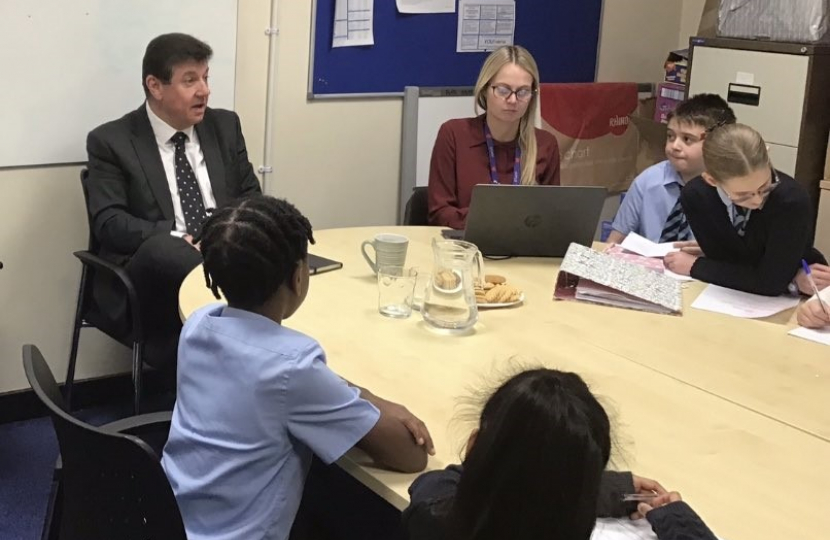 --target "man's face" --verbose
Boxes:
[146,60,210,130]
